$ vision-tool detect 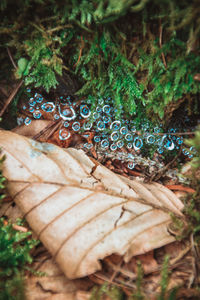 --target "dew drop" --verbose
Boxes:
[110,121,121,130]
[131,126,136,133]
[97,121,105,131]
[127,143,132,149]
[125,133,133,141]
[101,139,109,149]
[146,134,155,144]
[176,137,183,145]
[83,121,92,130]
[93,112,100,120]
[103,105,111,114]
[110,131,119,141]
[120,126,128,135]
[72,121,80,131]
[29,98,36,106]
[29,107,34,113]
[127,162,135,169]
[94,136,101,143]
[133,137,143,150]
[54,114,60,120]
[41,102,55,112]
[80,105,91,118]
[103,115,111,123]
[110,143,117,151]
[164,138,175,150]
[64,121,69,127]
[117,140,124,148]
[59,128,71,140]
[33,110,42,119]
[24,117,31,125]
[96,106,102,113]
[59,106,76,121]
